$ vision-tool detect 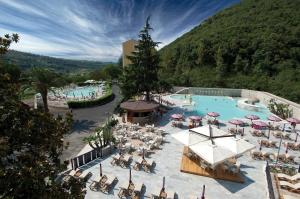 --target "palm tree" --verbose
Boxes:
[83,118,116,157]
[26,67,63,112]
